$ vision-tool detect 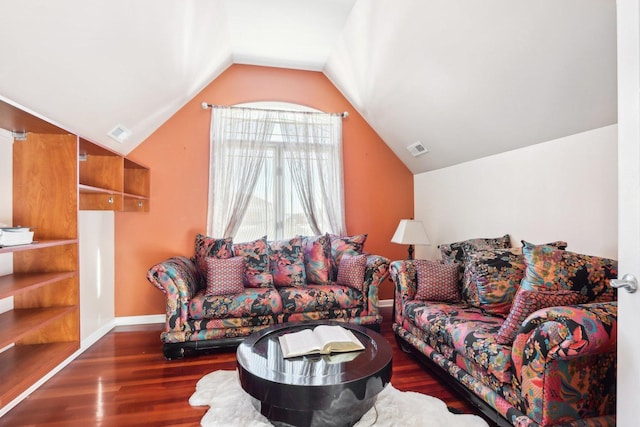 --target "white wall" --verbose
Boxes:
[0,129,13,315]
[414,125,618,260]
[79,211,115,345]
